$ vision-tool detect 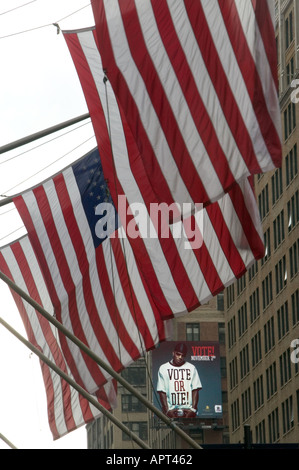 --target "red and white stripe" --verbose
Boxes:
[90,0,281,208]
[0,235,117,440]
[63,27,265,318]
[13,169,167,395]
